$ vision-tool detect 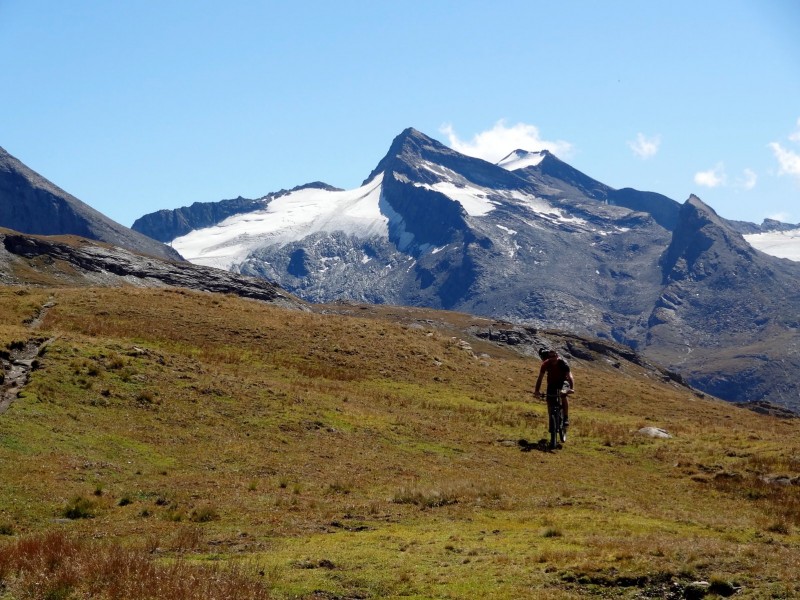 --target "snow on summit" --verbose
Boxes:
[172,163,581,273]
[496,149,546,171]
[173,174,387,270]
